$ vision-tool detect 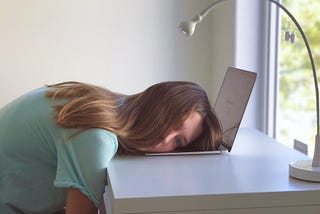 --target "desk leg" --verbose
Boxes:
[102,185,113,214]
